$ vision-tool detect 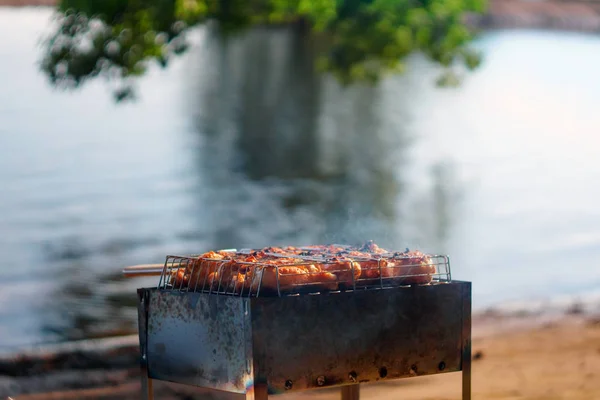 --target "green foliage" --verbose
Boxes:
[41,0,487,99]
[42,1,184,93]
